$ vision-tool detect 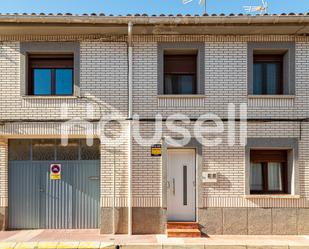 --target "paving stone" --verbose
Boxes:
[247,246,289,249]
[163,245,203,249]
[99,242,115,249]
[15,242,38,249]
[121,245,162,249]
[57,242,79,249]
[205,246,246,249]
[184,246,204,249]
[78,242,101,249]
[37,242,59,249]
[162,246,186,249]
[0,242,16,249]
[289,246,309,249]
